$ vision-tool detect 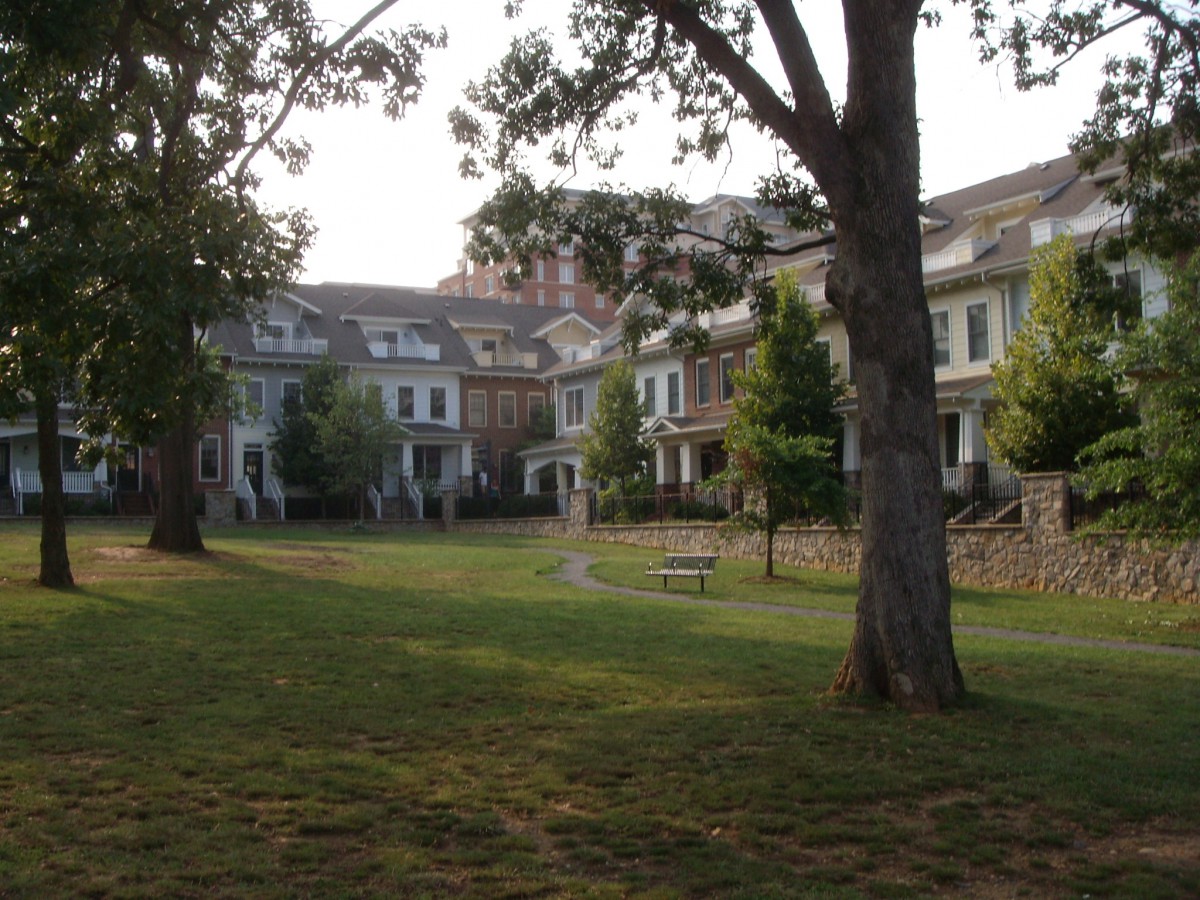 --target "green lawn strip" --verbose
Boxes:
[0,524,1196,897]
[573,537,1200,650]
